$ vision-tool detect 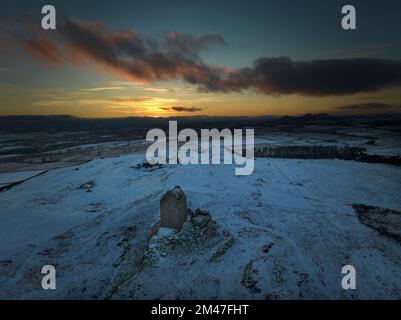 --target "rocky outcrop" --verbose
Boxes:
[144,207,233,262]
[352,204,401,245]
